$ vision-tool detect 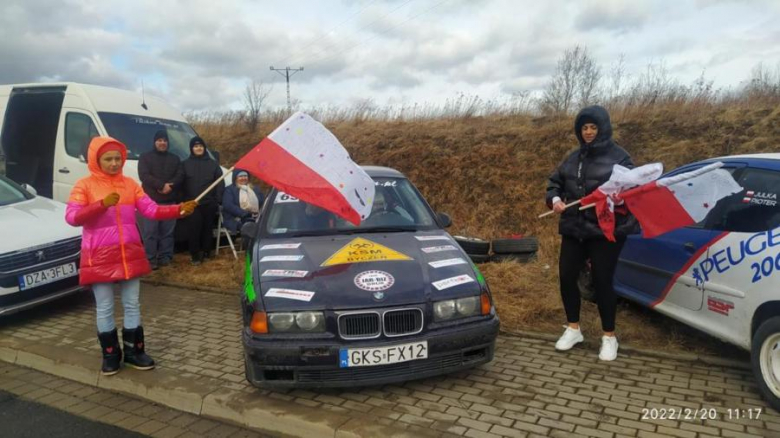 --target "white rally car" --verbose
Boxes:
[0,175,85,316]
[614,153,780,411]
